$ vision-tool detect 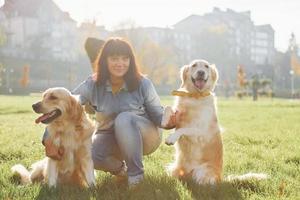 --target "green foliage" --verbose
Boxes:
[237,76,273,99]
[197,28,228,61]
[0,95,300,199]
[260,79,272,87]
[136,40,178,86]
